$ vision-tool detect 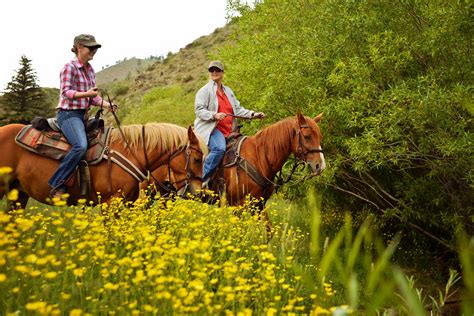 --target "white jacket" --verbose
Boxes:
[194,80,254,145]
